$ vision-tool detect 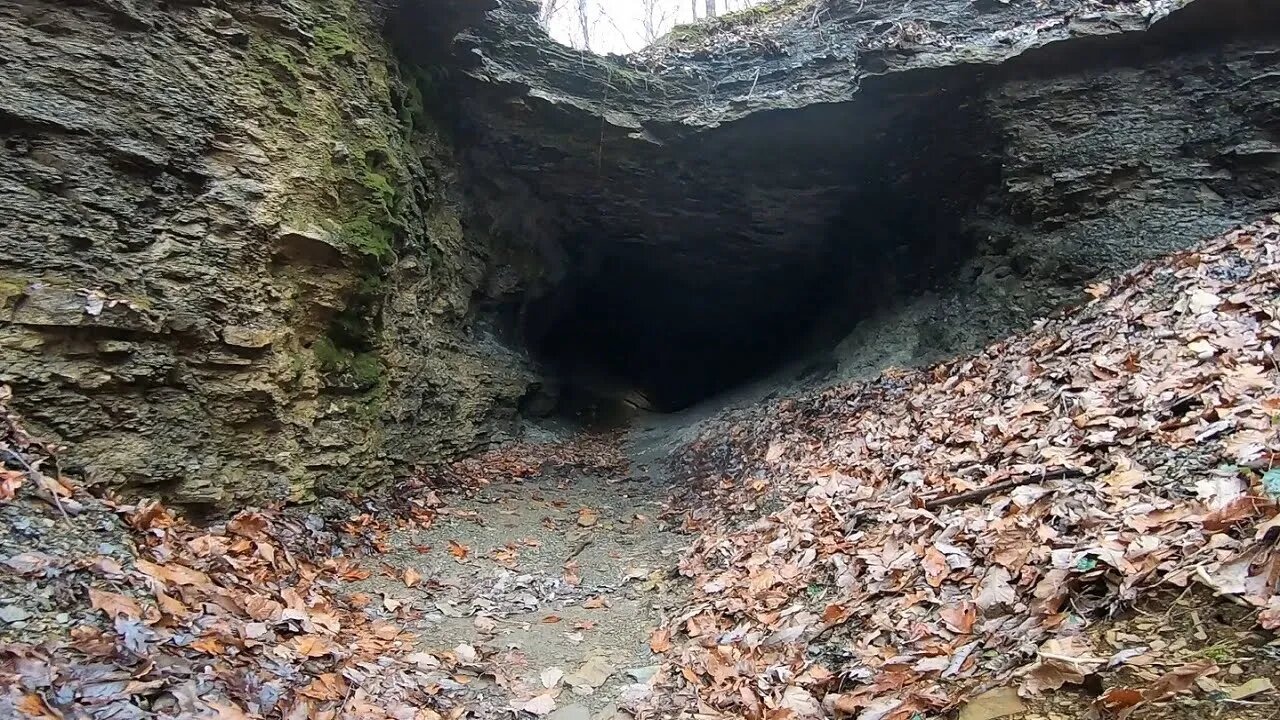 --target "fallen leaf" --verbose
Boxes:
[299,673,347,701]
[1093,687,1144,717]
[923,546,949,588]
[190,636,225,655]
[15,692,58,719]
[0,470,25,501]
[291,635,335,658]
[577,507,599,527]
[447,540,470,560]
[88,588,142,620]
[957,687,1024,720]
[403,567,422,587]
[1227,677,1275,700]
[975,567,1017,610]
[517,693,557,716]
[134,559,211,588]
[582,595,610,609]
[541,667,564,688]
[649,628,672,654]
[454,643,478,663]
[1142,660,1217,702]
